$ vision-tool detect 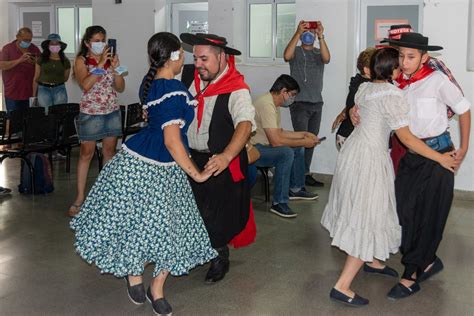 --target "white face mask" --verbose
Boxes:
[282,92,296,108]
[90,41,106,55]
